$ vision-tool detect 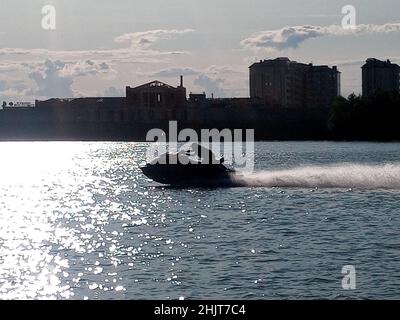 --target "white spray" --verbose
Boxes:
[231,163,400,189]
